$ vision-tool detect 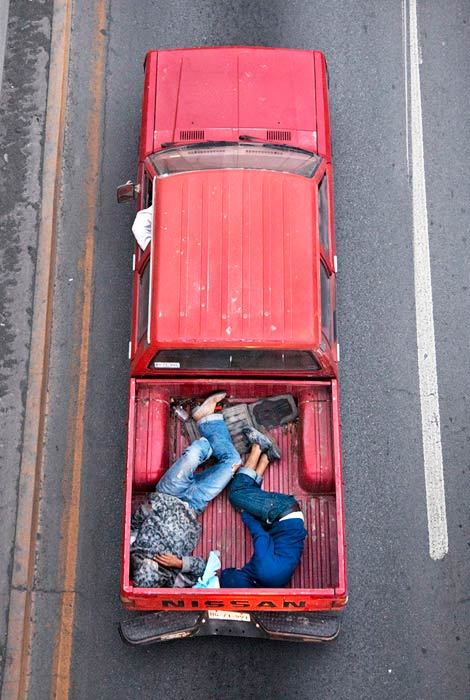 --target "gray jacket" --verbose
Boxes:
[130,491,206,588]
